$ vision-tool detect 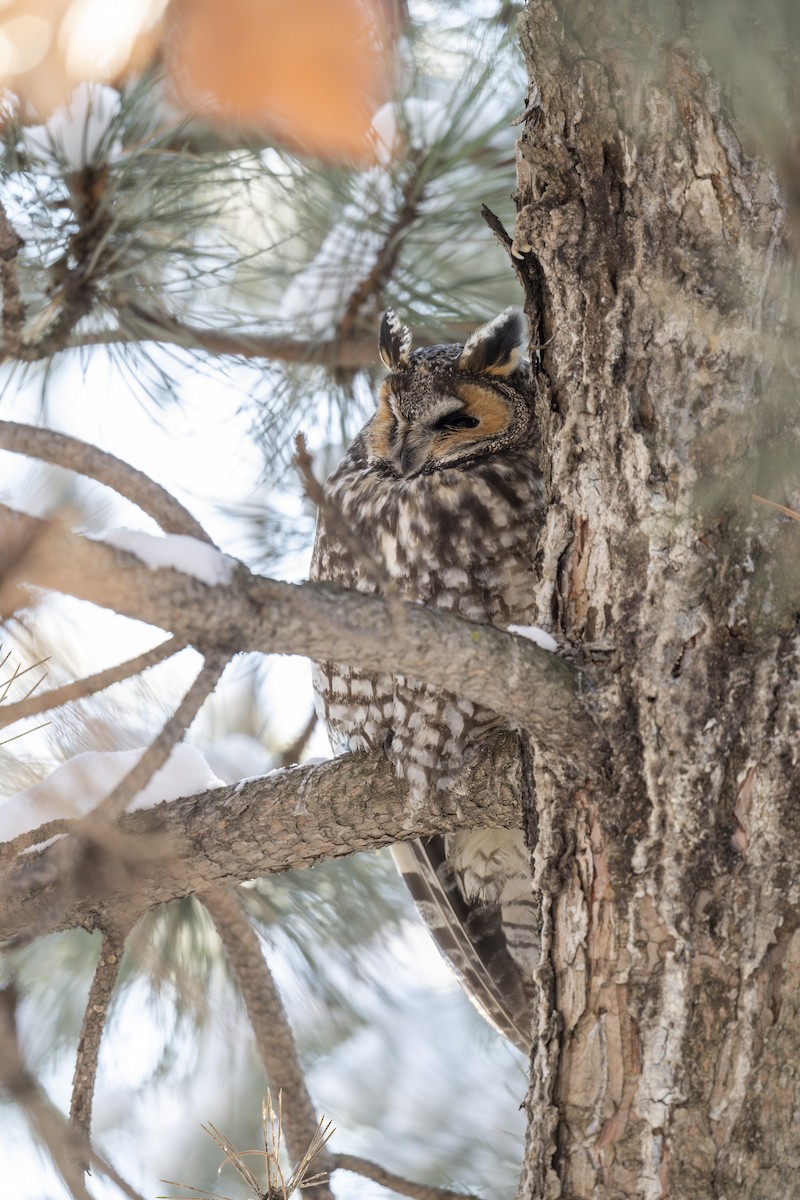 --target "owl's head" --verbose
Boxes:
[368,308,533,478]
